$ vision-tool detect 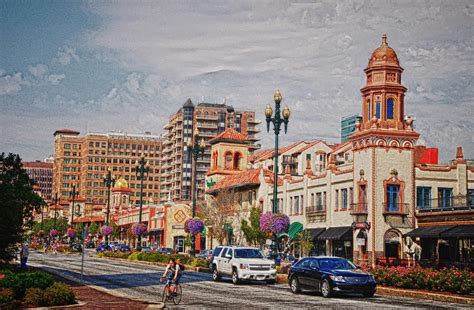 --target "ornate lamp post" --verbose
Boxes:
[187,129,206,257]
[103,167,115,247]
[53,192,58,229]
[70,184,78,226]
[135,156,149,251]
[265,89,291,254]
